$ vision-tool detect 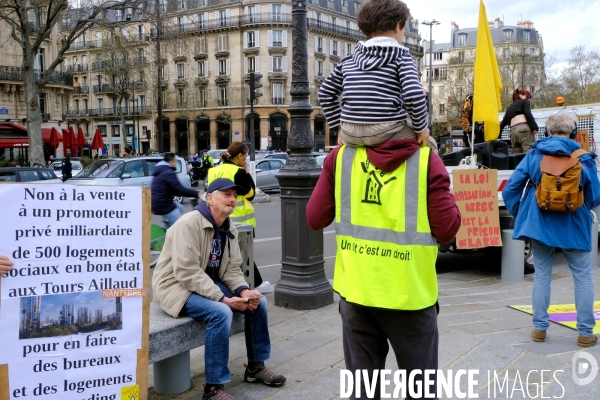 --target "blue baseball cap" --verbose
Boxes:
[207,178,246,195]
